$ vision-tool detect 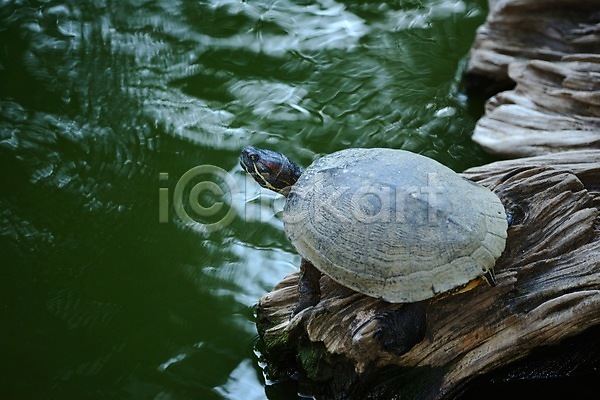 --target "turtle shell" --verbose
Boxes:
[282,148,508,303]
